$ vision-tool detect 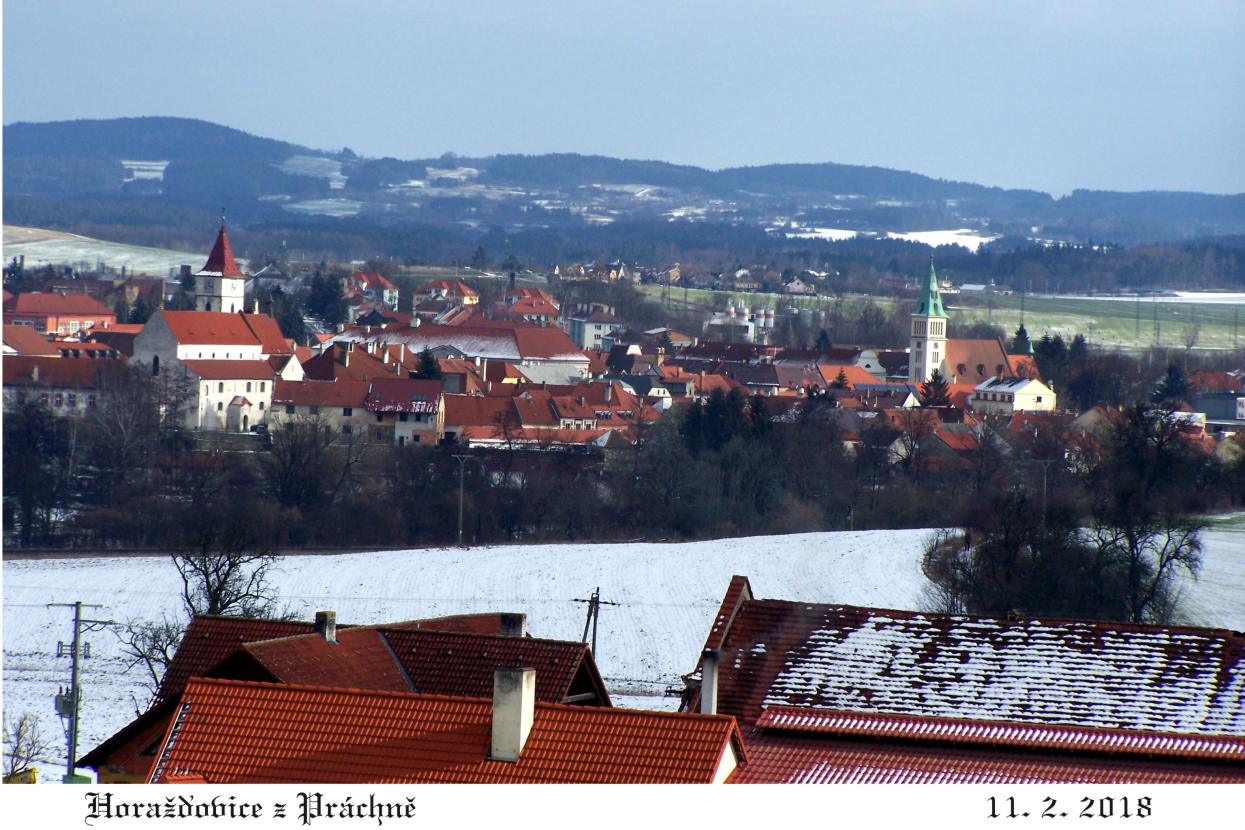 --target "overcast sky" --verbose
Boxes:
[4,1,1243,195]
